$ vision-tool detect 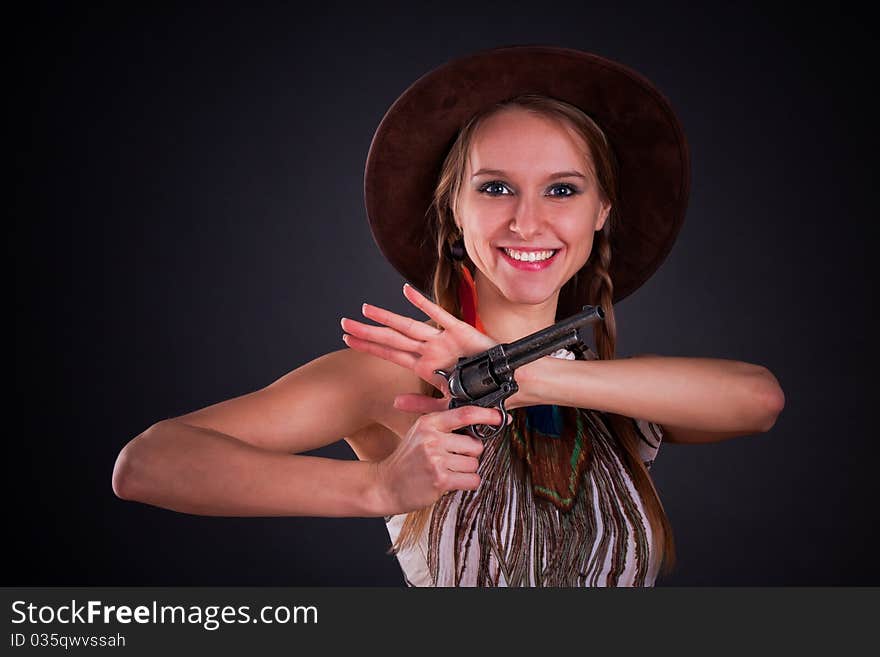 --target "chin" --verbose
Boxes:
[500,285,559,307]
